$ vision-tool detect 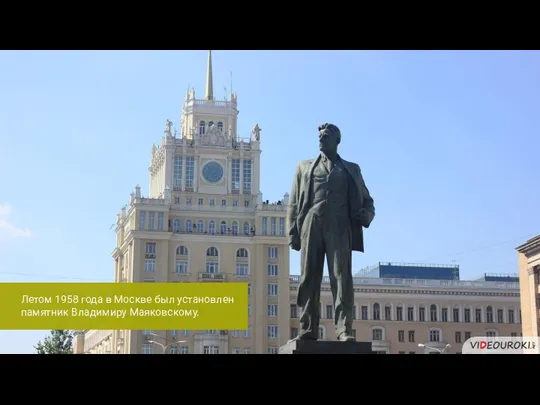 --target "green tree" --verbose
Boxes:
[35,330,73,354]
